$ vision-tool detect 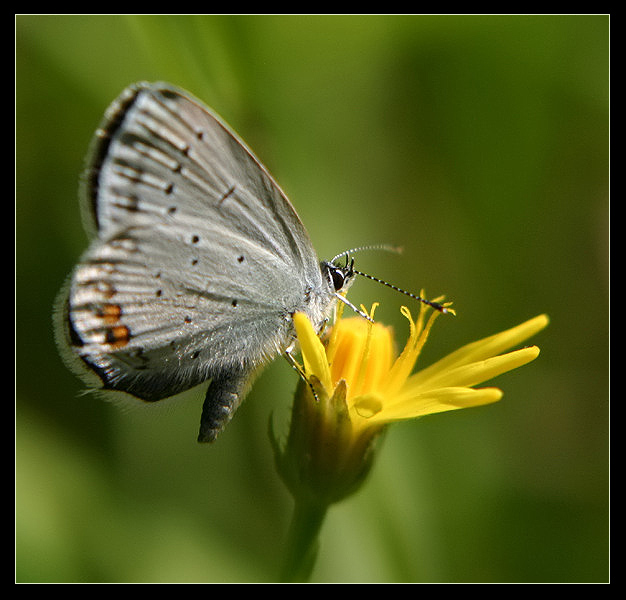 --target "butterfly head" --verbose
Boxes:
[323,254,356,295]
